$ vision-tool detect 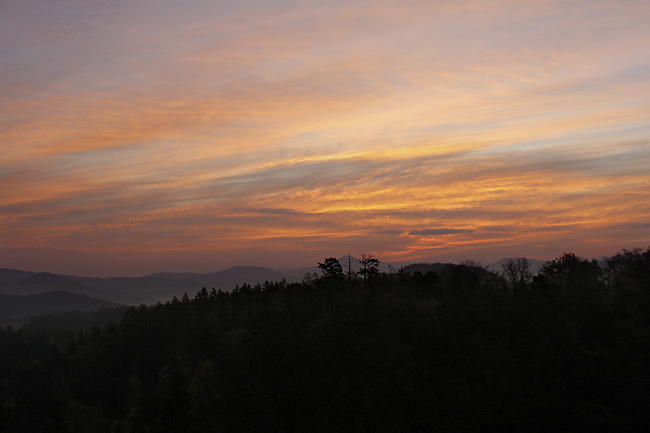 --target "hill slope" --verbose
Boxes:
[0,291,122,327]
